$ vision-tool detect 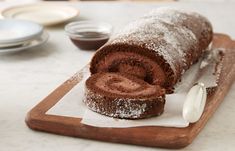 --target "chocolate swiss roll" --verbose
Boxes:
[90,8,213,90]
[84,8,213,119]
[84,72,165,119]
